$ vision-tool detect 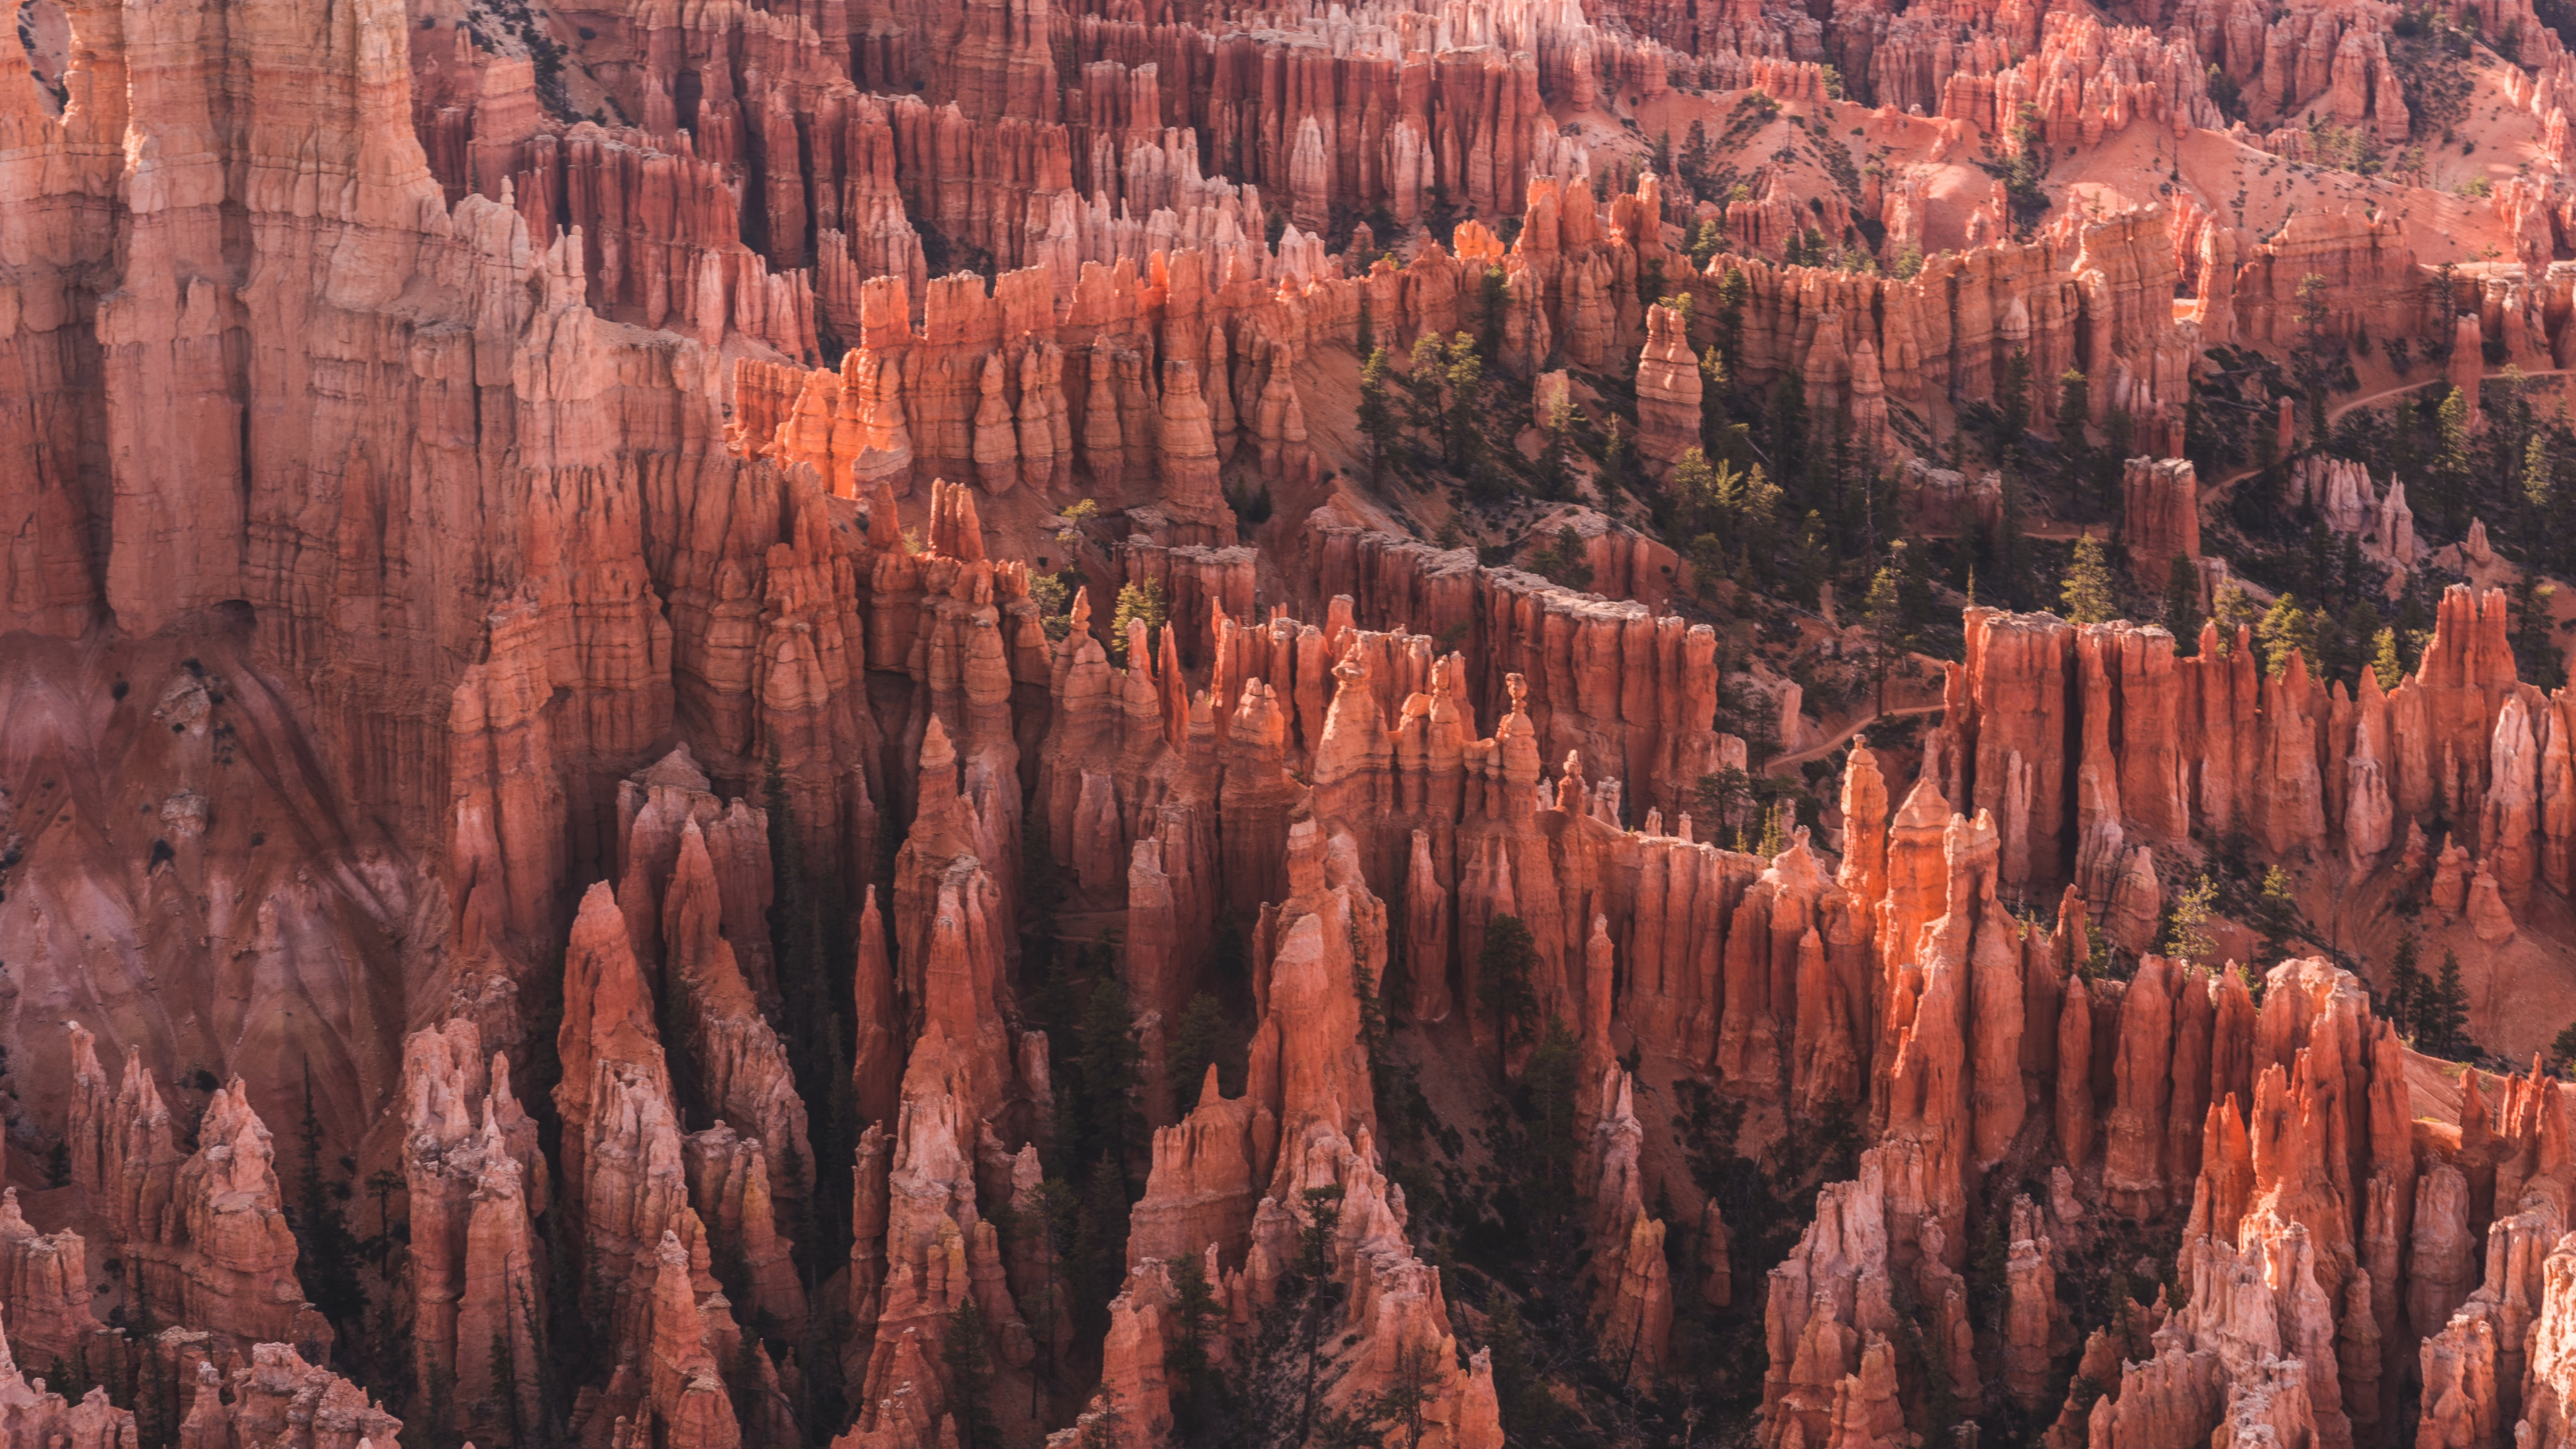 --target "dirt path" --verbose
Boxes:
[1763,701,1945,775]
[2198,367,2576,509]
